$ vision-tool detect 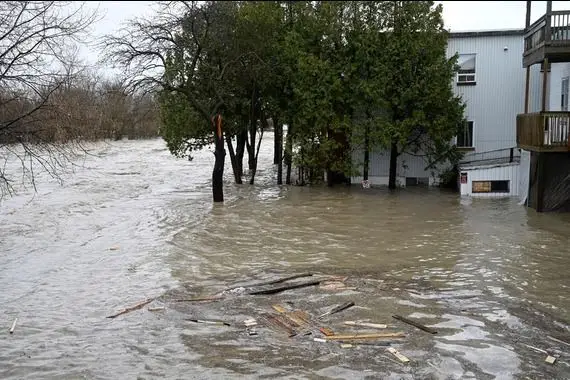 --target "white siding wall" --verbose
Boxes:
[352,150,441,187]
[352,31,535,187]
[459,163,520,198]
[549,62,570,111]
[447,33,531,155]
